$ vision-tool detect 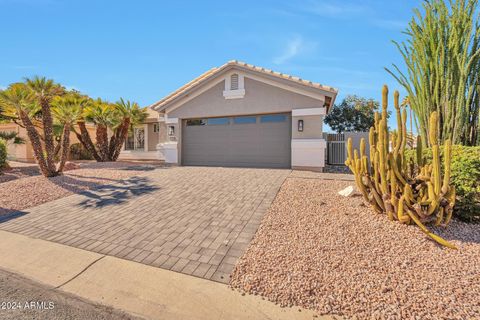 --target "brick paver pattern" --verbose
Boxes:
[0,167,290,283]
